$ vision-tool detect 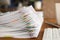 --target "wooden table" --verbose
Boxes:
[0,18,56,40]
[0,8,17,12]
